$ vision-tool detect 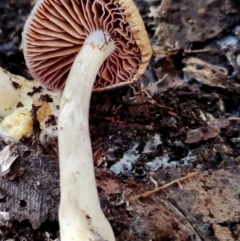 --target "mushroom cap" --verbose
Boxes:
[23,0,152,92]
